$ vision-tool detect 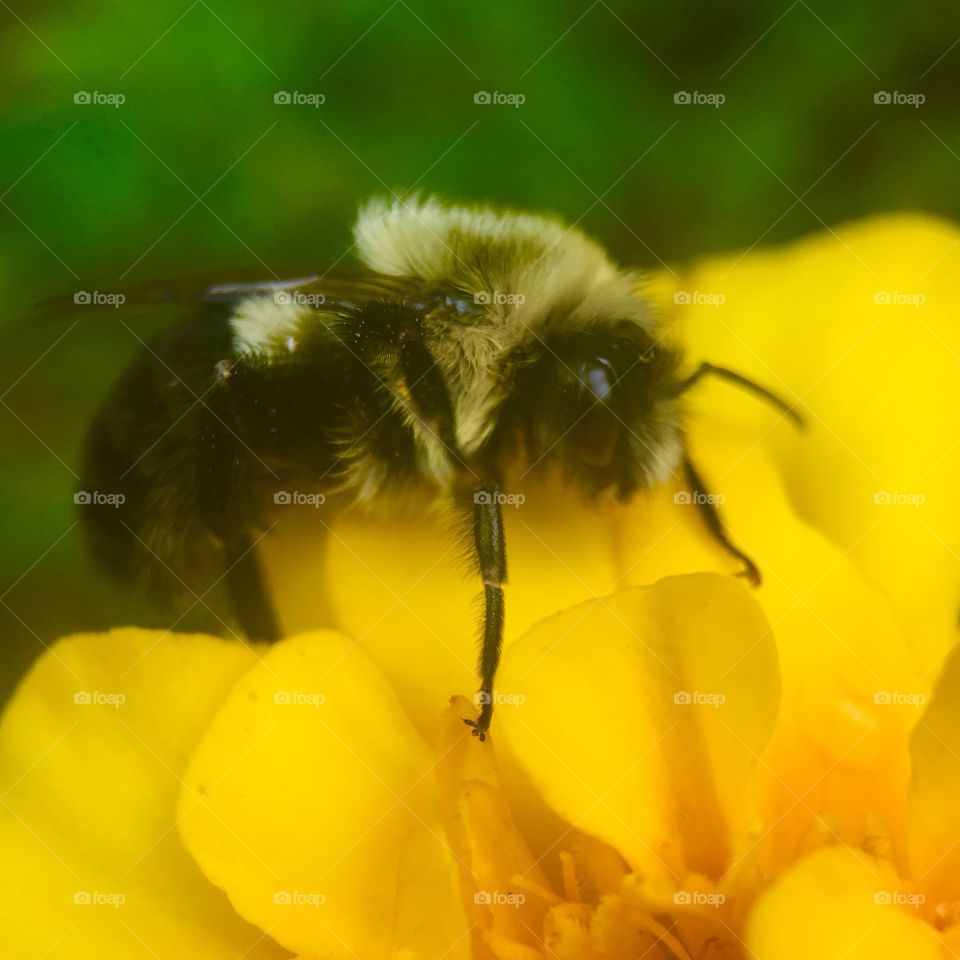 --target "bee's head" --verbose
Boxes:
[491,320,685,500]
